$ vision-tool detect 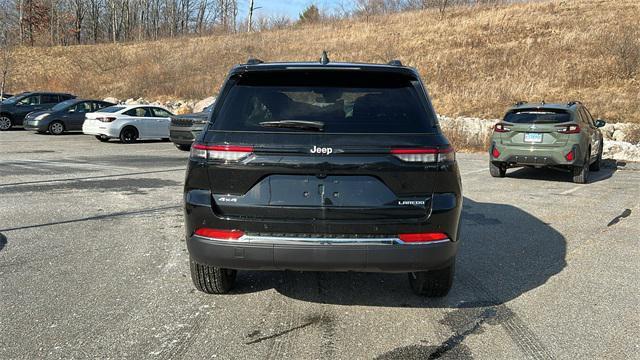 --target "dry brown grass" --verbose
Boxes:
[7,0,640,123]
